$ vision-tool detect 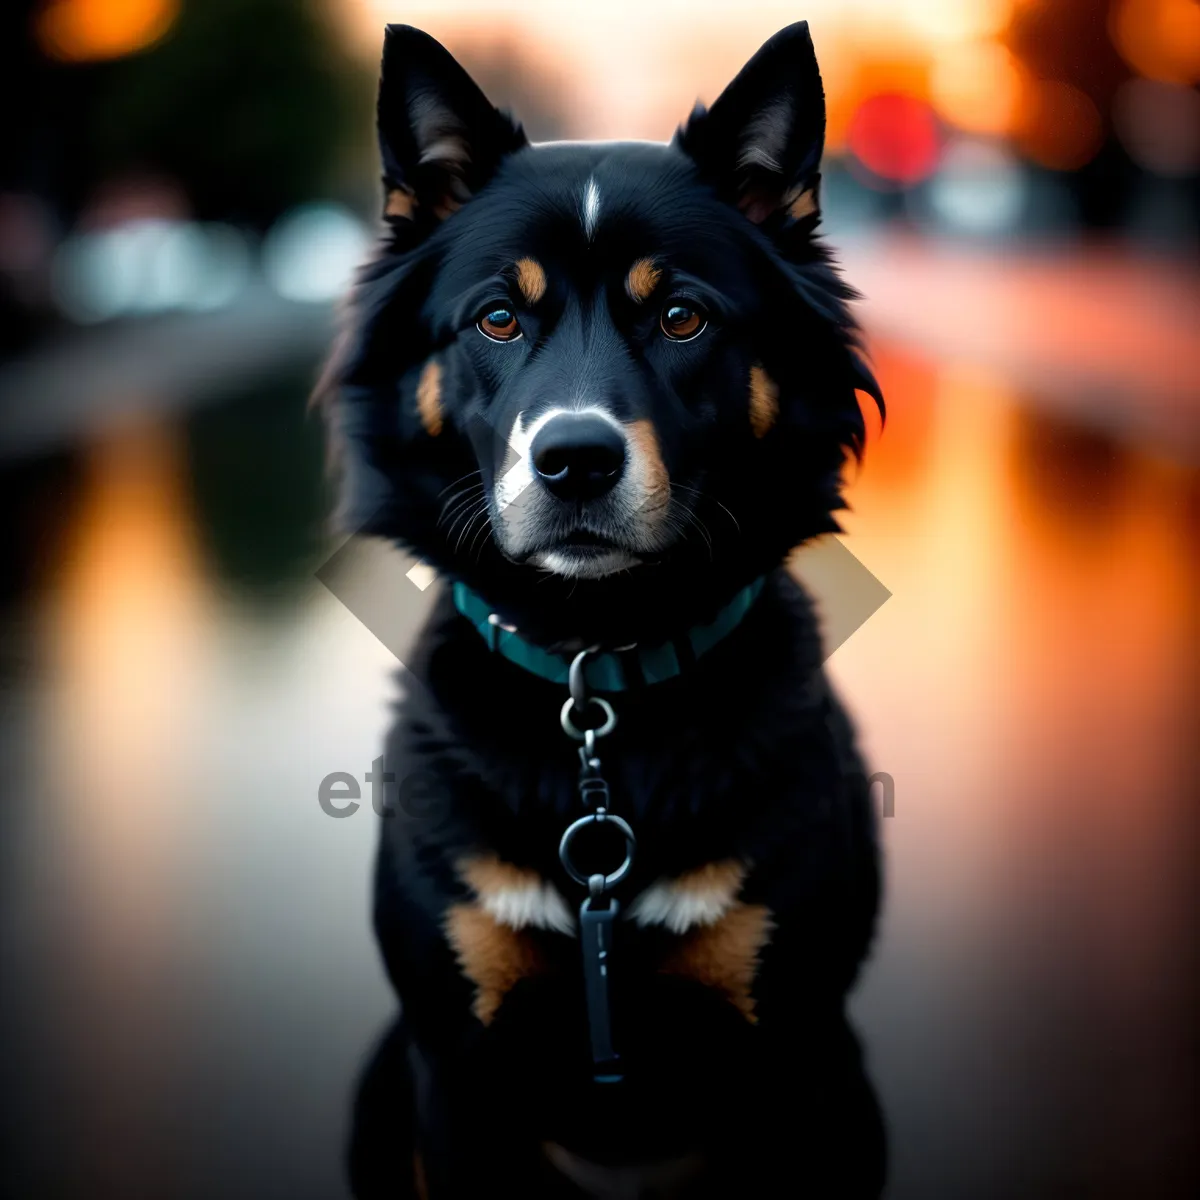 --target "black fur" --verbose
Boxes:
[323,22,887,1198]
